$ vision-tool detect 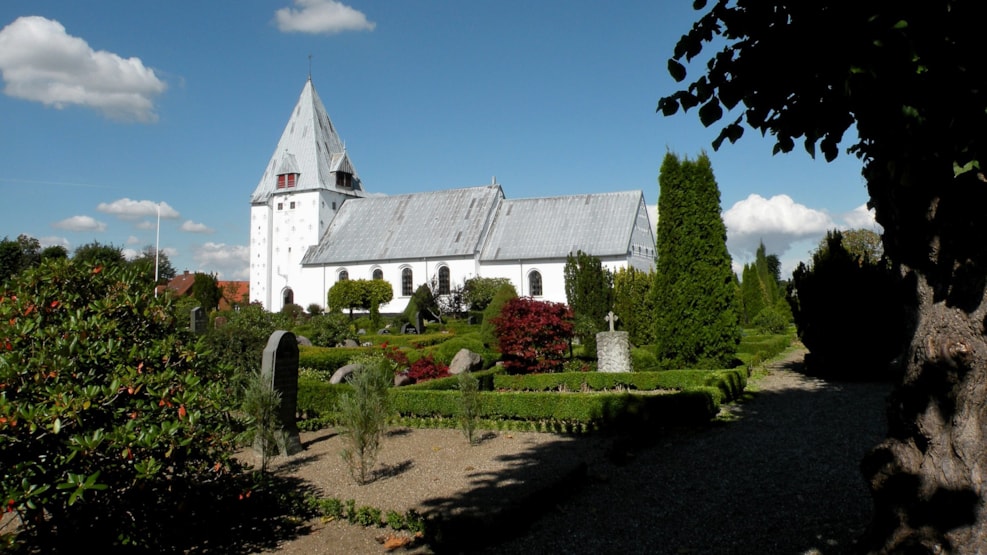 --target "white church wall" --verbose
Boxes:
[249,204,273,308]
